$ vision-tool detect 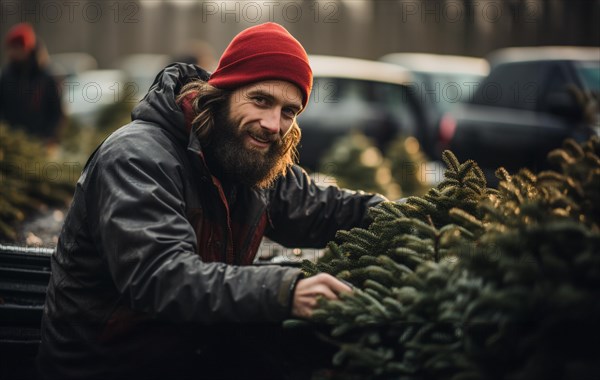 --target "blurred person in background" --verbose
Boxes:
[0,23,64,149]
[37,22,385,380]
